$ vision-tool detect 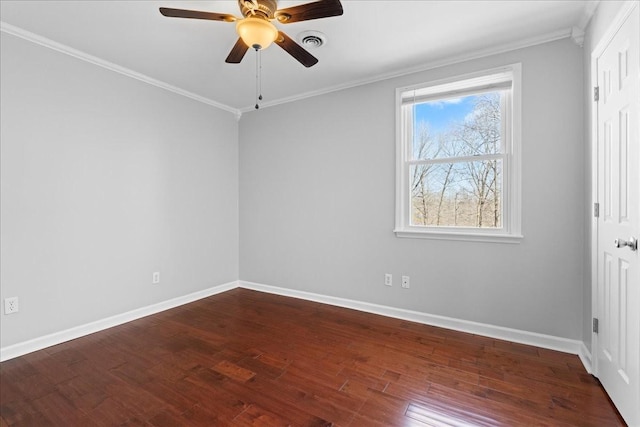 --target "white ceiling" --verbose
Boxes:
[1,1,596,113]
